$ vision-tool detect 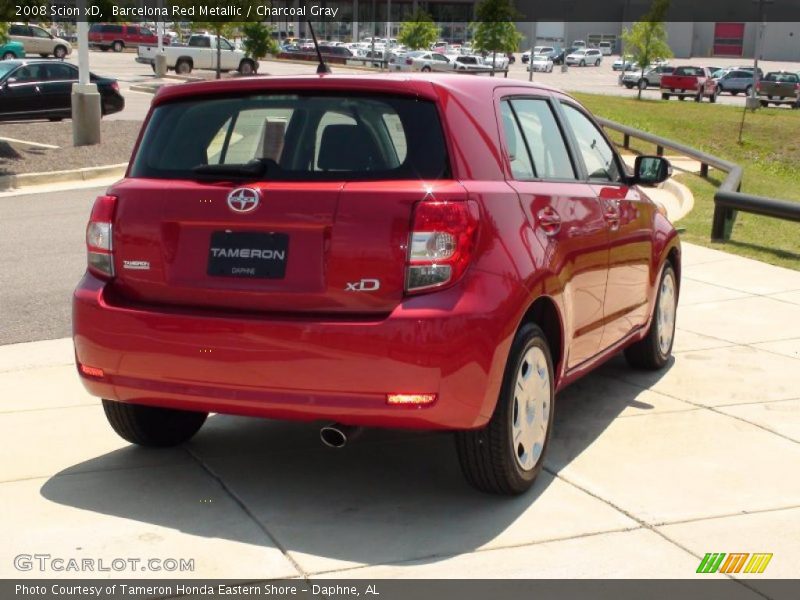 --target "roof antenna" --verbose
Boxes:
[307,20,331,74]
